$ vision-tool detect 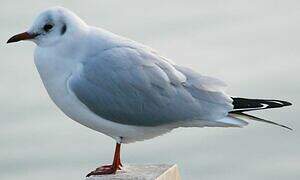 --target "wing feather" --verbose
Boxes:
[69,46,232,126]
